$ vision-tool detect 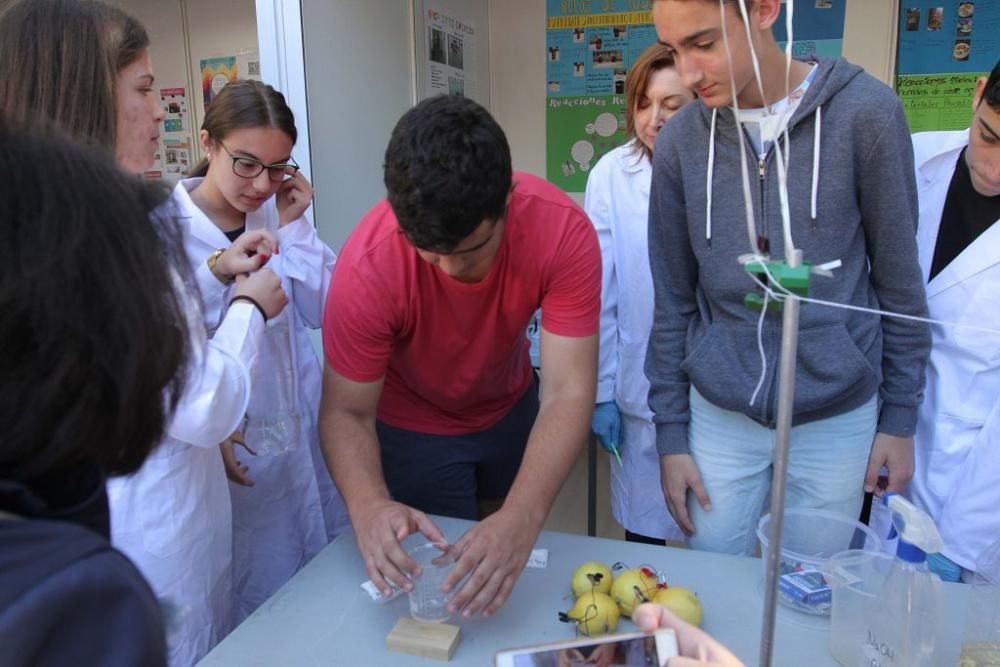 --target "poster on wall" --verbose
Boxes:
[237,50,262,82]
[162,138,191,177]
[896,1,997,132]
[200,56,237,108]
[424,3,476,99]
[545,0,845,193]
[160,87,188,134]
